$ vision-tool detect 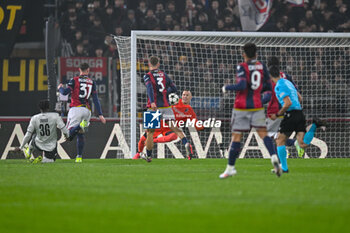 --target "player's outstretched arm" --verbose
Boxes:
[20,118,35,149]
[58,83,72,95]
[222,79,247,93]
[92,94,106,124]
[99,115,106,124]
[56,114,70,139]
